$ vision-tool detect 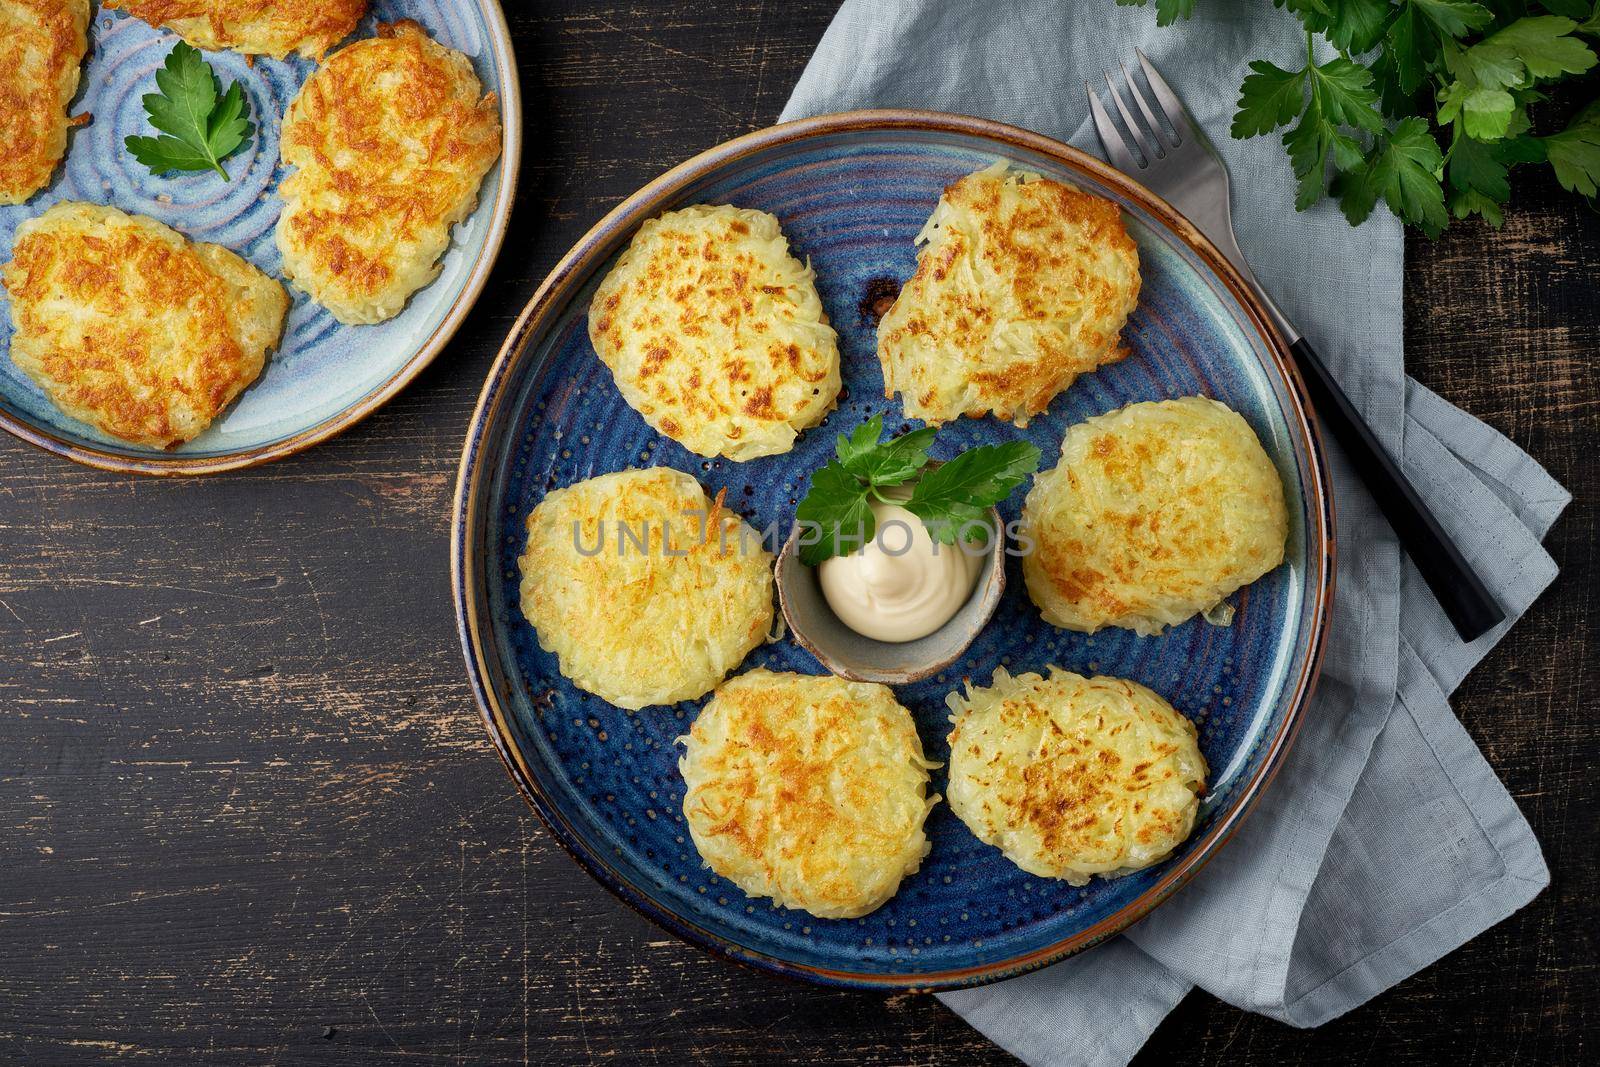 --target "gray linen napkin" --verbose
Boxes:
[780,2,1570,1063]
